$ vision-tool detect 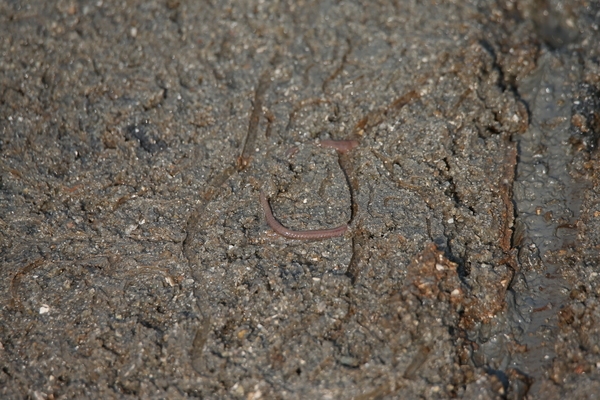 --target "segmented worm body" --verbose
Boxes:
[318,139,360,154]
[260,192,348,240]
